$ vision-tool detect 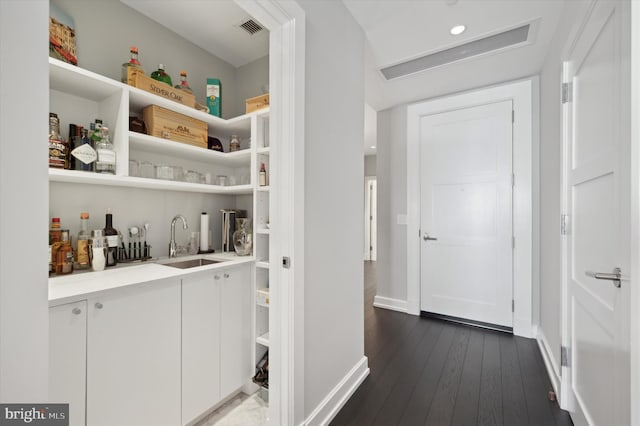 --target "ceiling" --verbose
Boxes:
[120,0,269,68]
[343,0,565,112]
[119,0,565,157]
